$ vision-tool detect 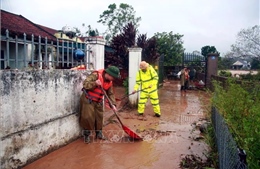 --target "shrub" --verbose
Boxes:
[218,70,232,77]
[212,78,260,168]
[122,78,129,95]
[239,70,260,81]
